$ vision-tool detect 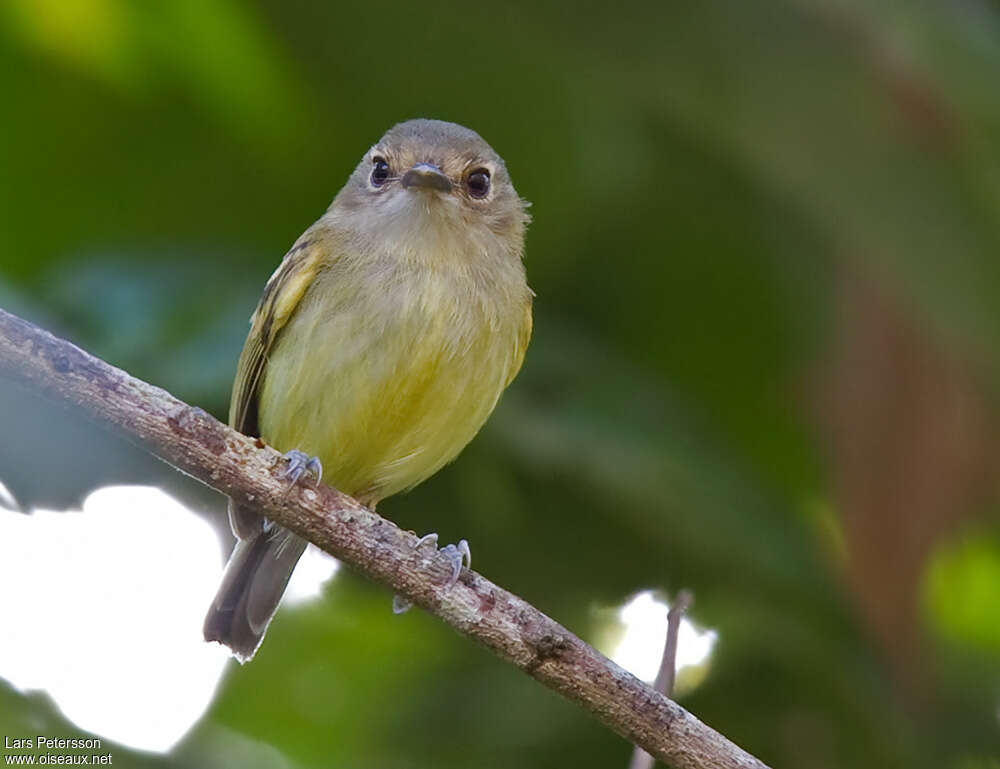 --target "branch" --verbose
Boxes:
[628,590,694,769]
[0,307,771,769]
